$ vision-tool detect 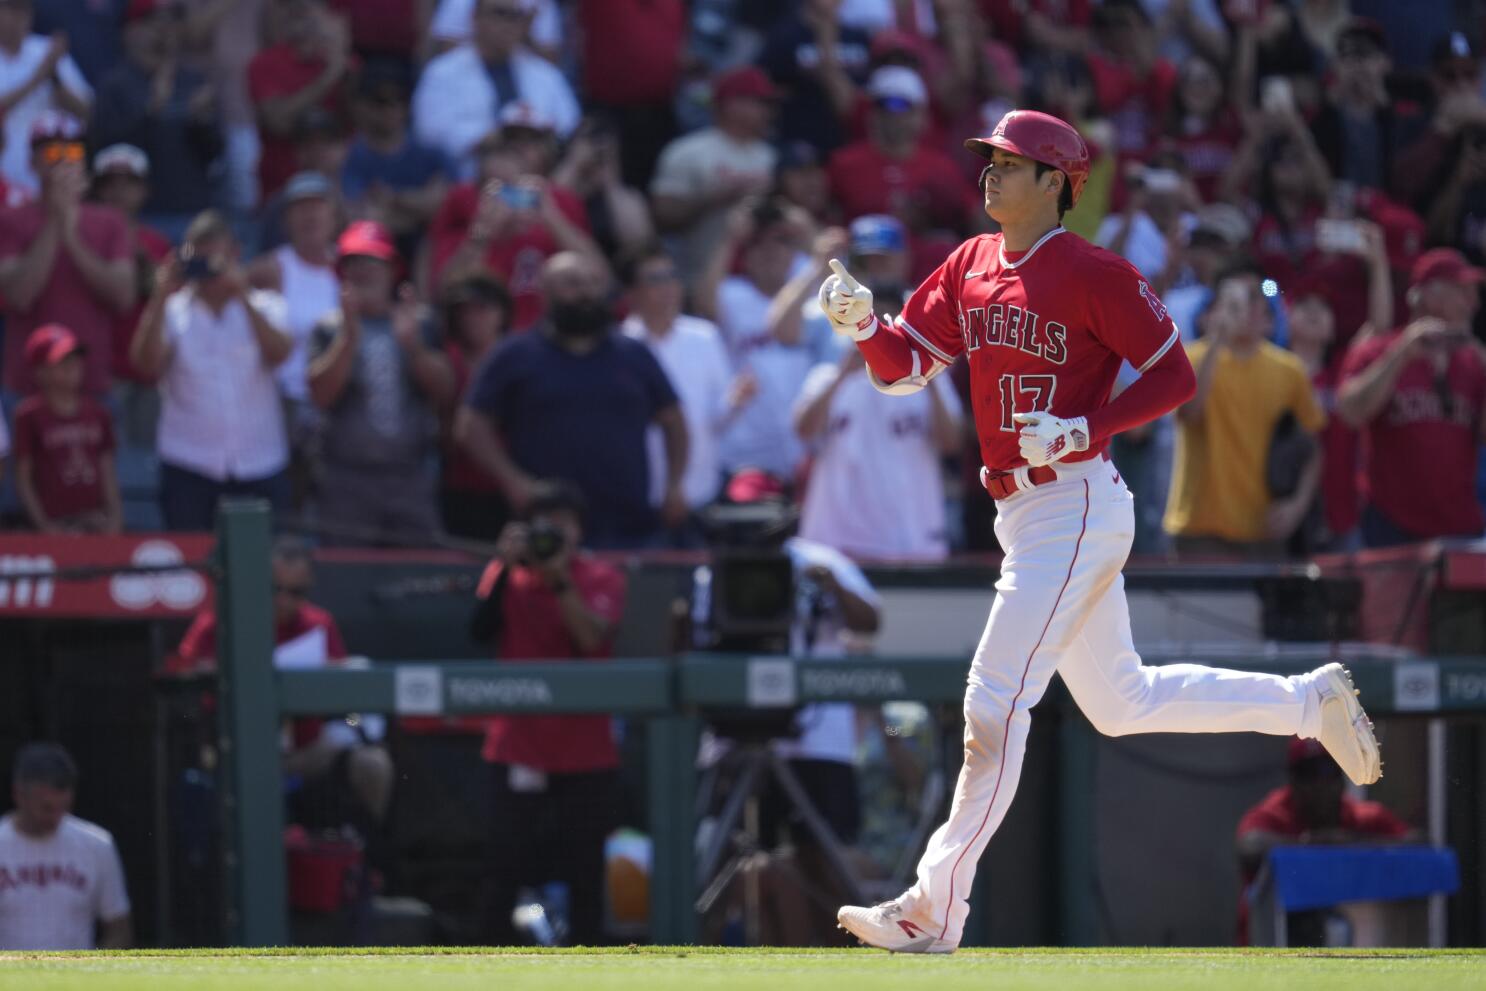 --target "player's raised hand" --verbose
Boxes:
[818,258,877,339]
[1013,411,1090,467]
